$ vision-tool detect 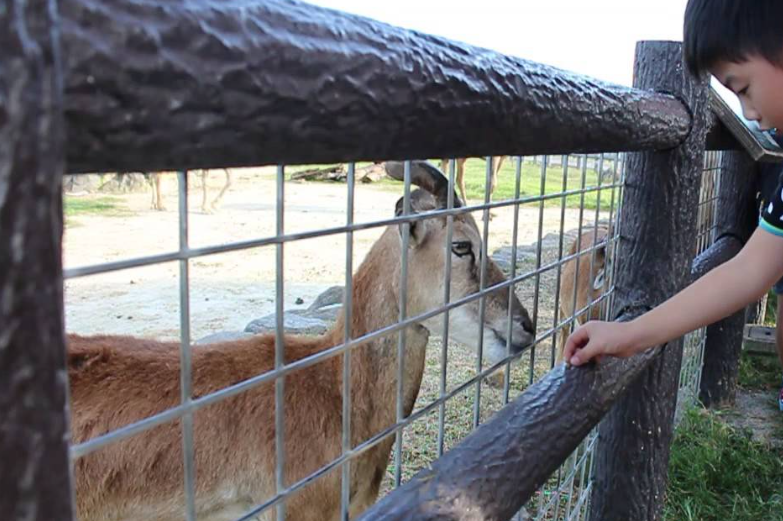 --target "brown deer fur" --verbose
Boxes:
[556,225,611,363]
